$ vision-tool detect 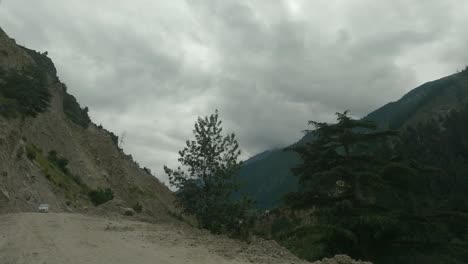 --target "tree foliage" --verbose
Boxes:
[164,110,252,236]
[48,150,70,174]
[282,111,468,264]
[62,85,91,128]
[288,111,398,207]
[88,188,114,206]
[0,66,50,117]
[398,104,468,194]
